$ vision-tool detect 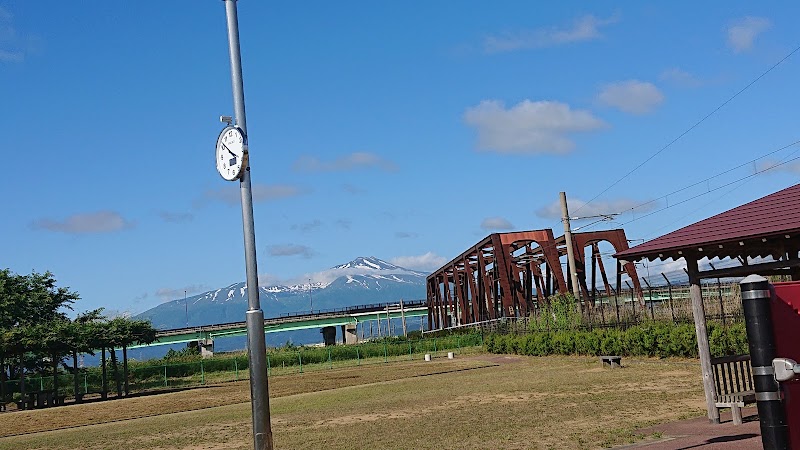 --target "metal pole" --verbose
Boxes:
[661,273,675,322]
[642,278,654,320]
[184,290,188,328]
[386,305,391,337]
[740,275,789,449]
[559,192,581,301]
[625,280,635,320]
[708,262,727,326]
[400,299,407,337]
[615,260,621,324]
[222,2,272,449]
